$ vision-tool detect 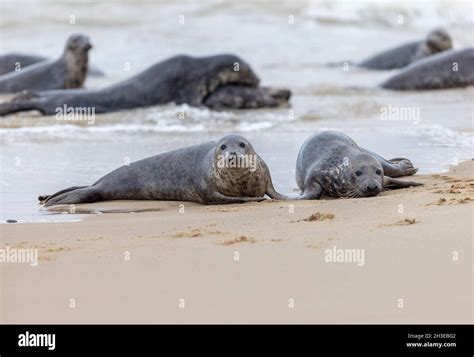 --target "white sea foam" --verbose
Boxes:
[389,125,474,148]
[304,0,473,29]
